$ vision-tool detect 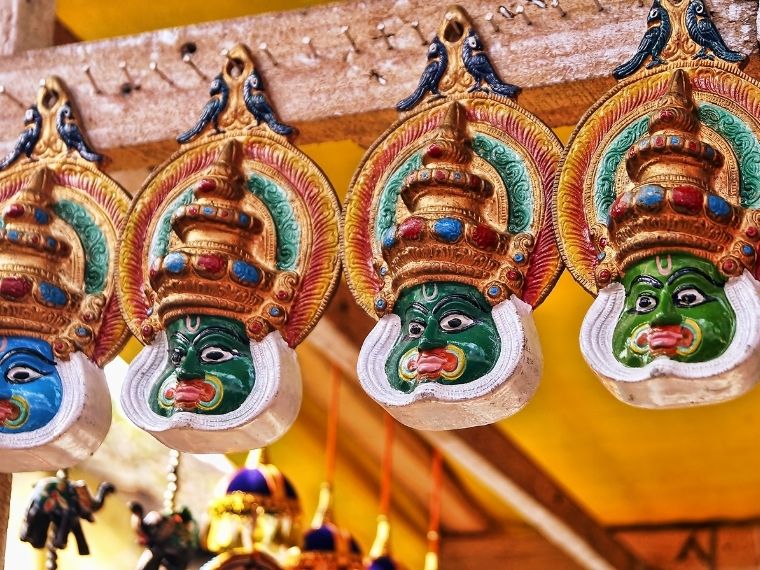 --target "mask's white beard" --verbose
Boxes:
[581,269,760,408]
[121,330,301,453]
[358,296,542,430]
[0,352,111,473]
